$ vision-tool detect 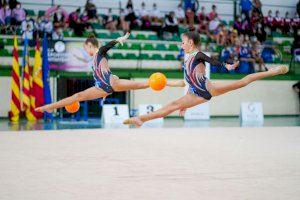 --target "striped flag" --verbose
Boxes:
[8,36,21,122]
[42,35,53,120]
[22,38,36,121]
[29,39,44,119]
